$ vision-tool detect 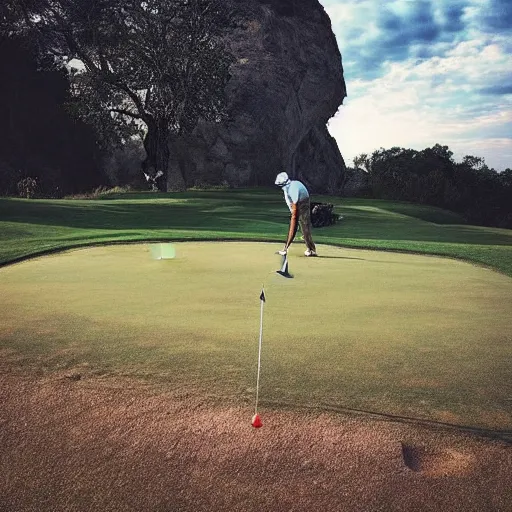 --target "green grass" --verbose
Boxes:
[1,242,511,433]
[1,189,511,433]
[1,188,511,276]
